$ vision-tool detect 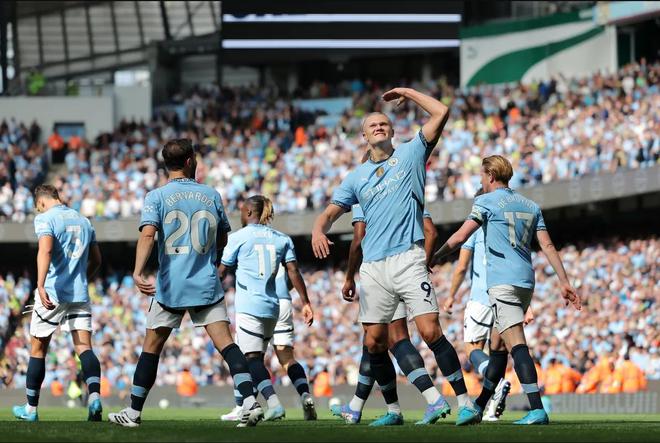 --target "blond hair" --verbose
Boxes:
[247,195,274,225]
[482,155,513,184]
